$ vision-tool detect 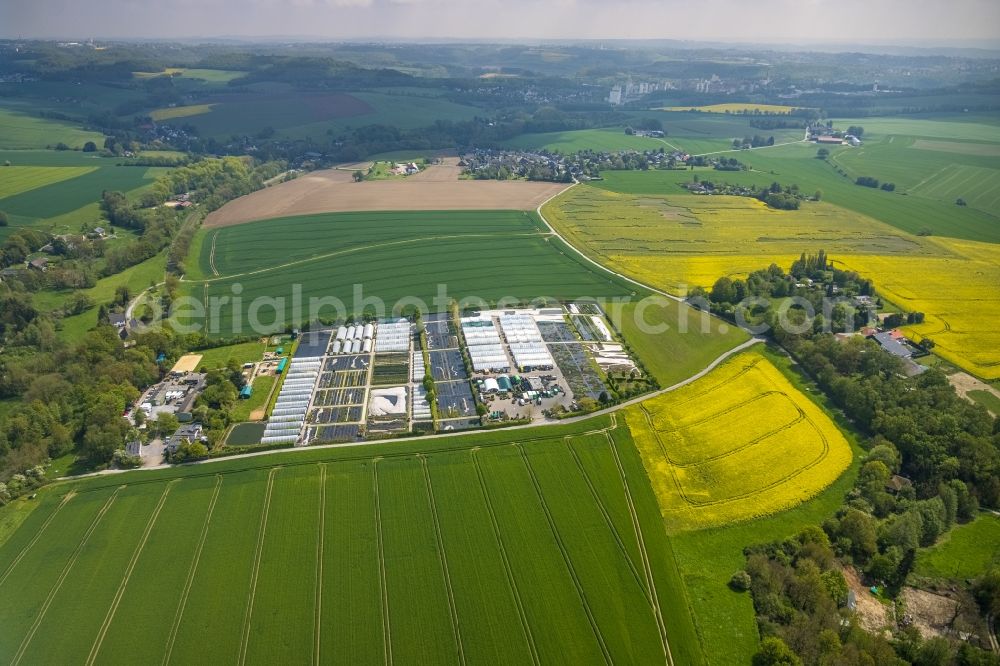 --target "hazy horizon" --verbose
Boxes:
[4,0,1000,47]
